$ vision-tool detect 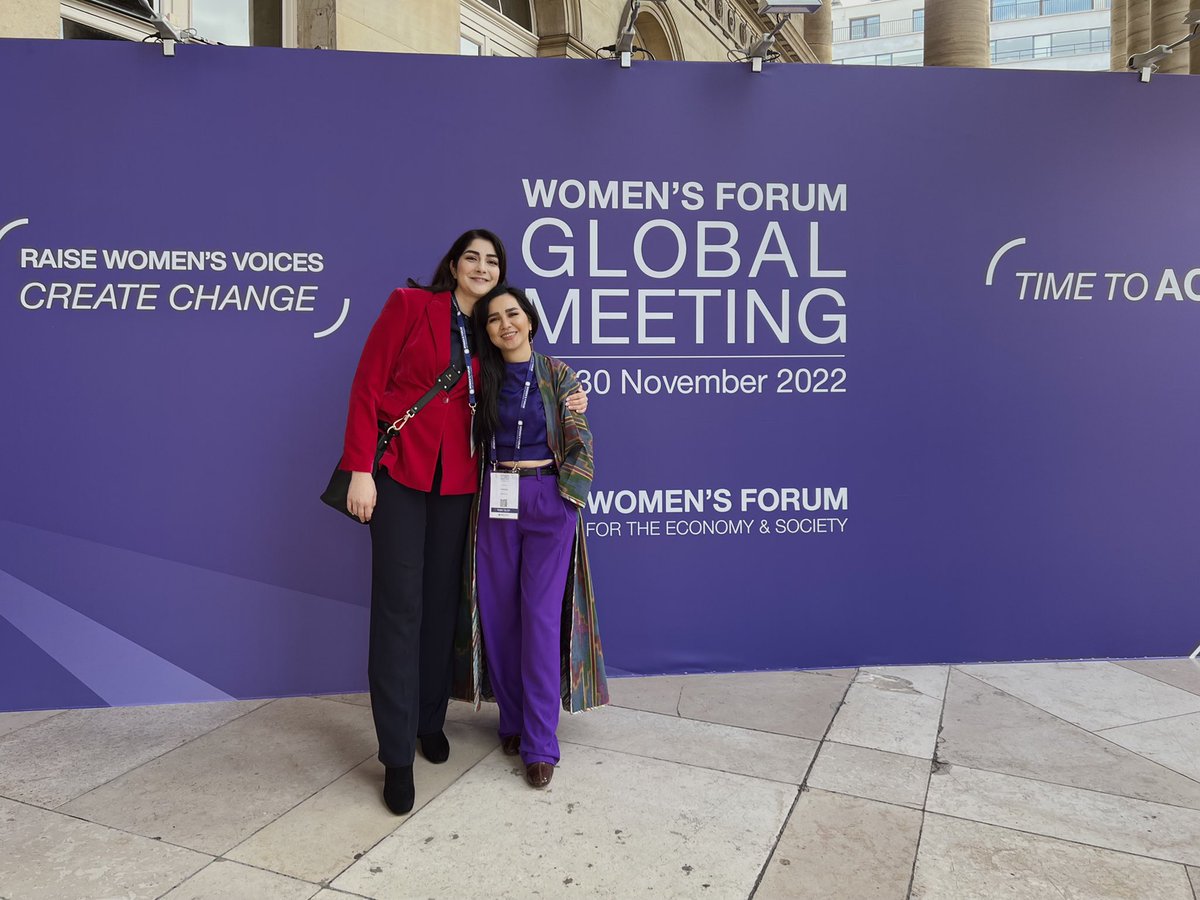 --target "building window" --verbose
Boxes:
[991,0,1095,22]
[461,0,537,56]
[990,25,1110,61]
[849,15,881,40]
[62,19,128,40]
[834,48,923,66]
[61,0,286,45]
[191,0,251,45]
[479,0,533,32]
[912,9,924,32]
